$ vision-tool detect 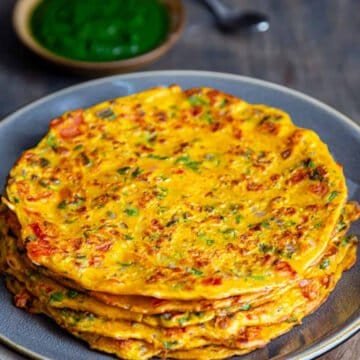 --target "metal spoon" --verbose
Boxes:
[202,0,270,33]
